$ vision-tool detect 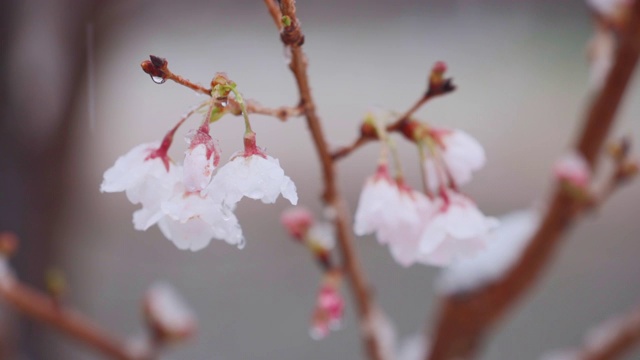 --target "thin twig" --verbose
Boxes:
[0,278,137,360]
[264,1,383,359]
[544,303,640,360]
[331,95,432,160]
[263,0,283,31]
[227,98,303,122]
[426,1,640,359]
